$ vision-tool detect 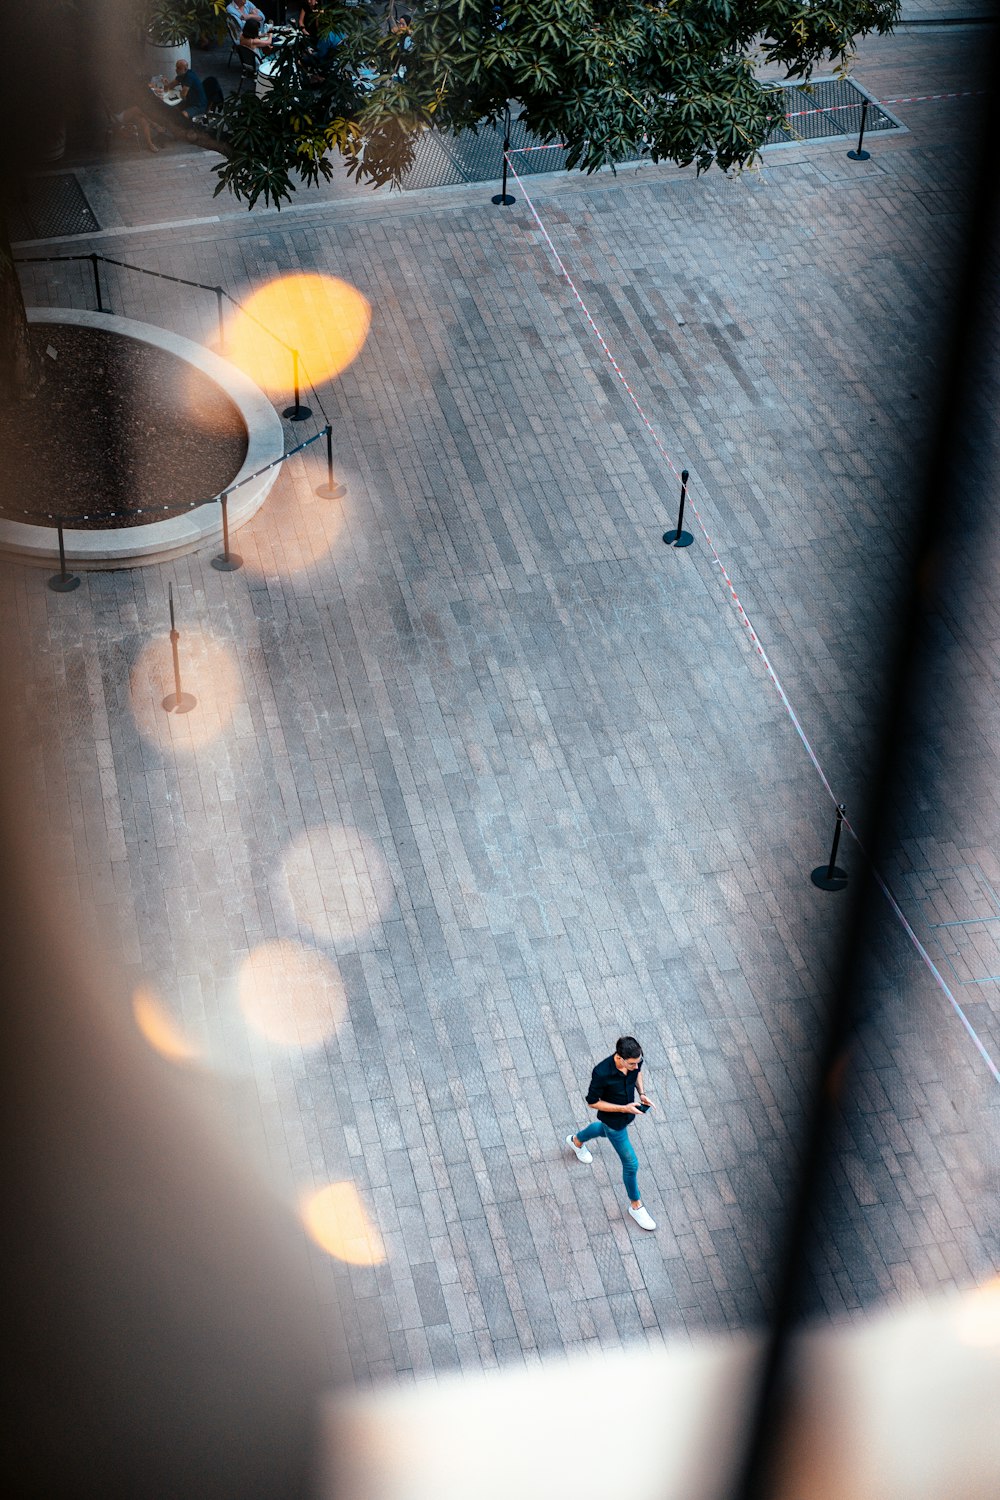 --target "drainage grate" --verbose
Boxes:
[404,130,467,190]
[442,124,507,183]
[764,77,902,148]
[401,78,902,191]
[401,115,570,192]
[6,173,101,241]
[506,114,570,178]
